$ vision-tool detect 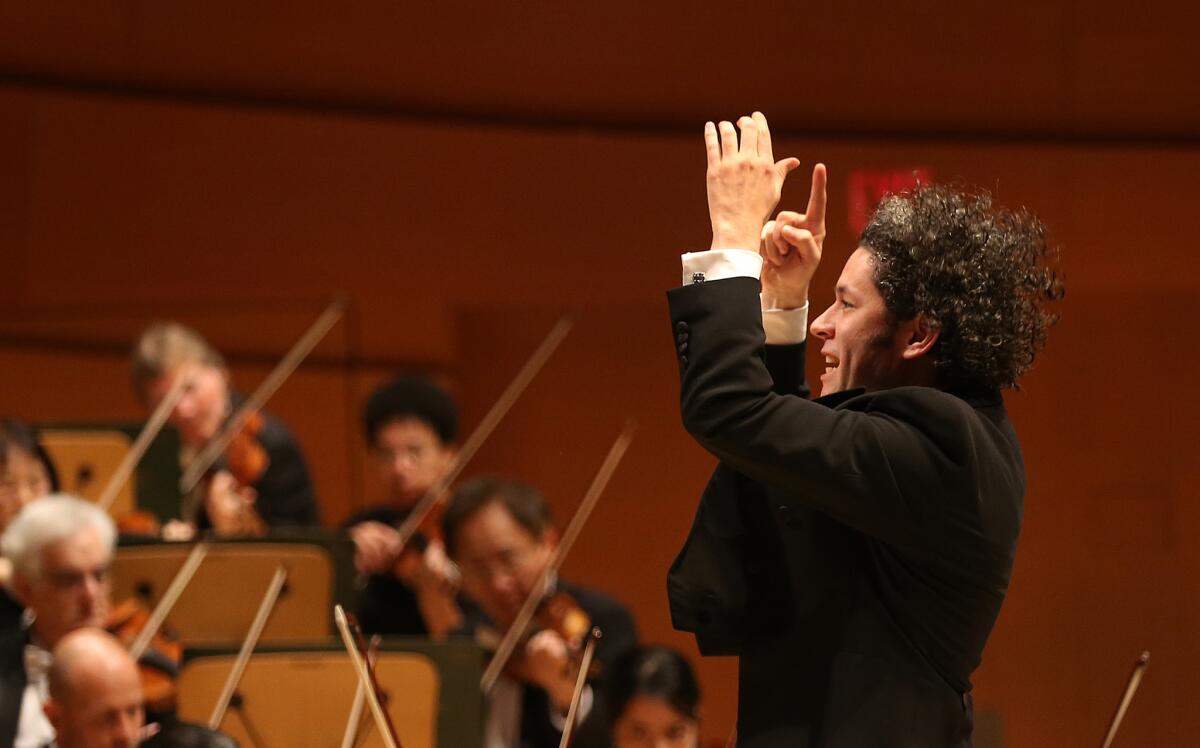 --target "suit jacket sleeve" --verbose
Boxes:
[669,276,1013,557]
